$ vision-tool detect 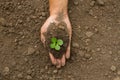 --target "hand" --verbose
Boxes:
[40,14,72,68]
